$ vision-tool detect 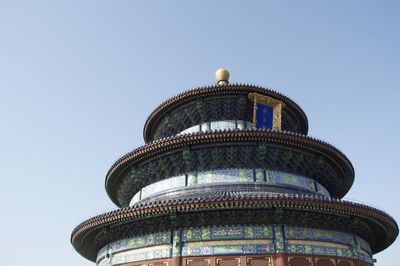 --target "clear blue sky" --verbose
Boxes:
[0,1,399,265]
